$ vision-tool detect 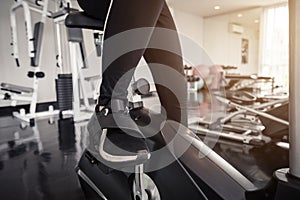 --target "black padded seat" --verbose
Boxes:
[65,11,104,31]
